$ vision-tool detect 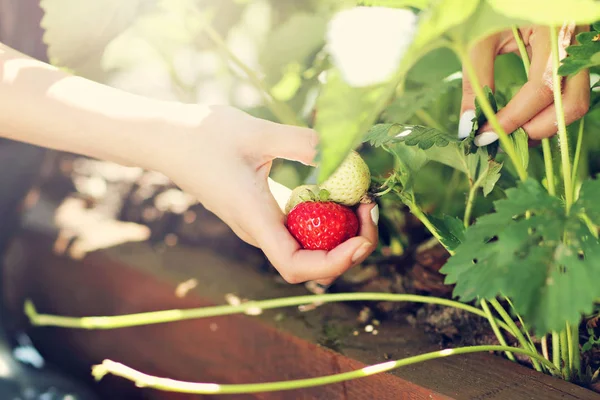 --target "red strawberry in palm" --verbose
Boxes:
[286,200,359,251]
